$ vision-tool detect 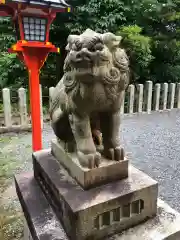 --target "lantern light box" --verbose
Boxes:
[0,0,71,42]
[0,0,71,151]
